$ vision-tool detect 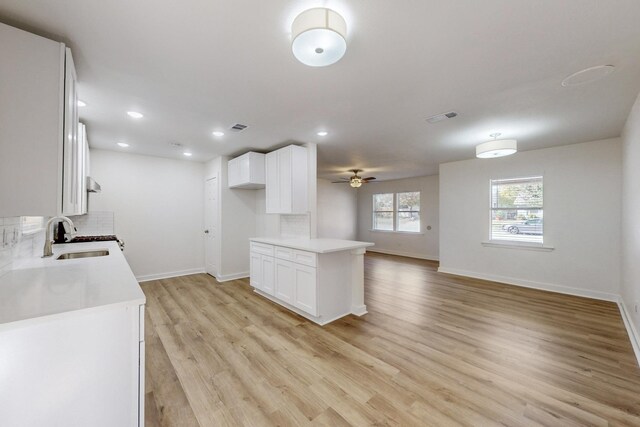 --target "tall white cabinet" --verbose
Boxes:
[0,22,84,217]
[265,145,308,214]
